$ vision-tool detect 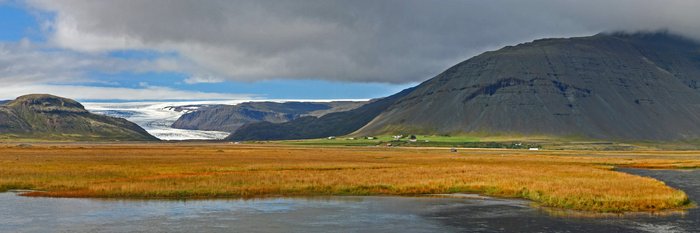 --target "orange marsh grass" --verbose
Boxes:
[0,143,696,212]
